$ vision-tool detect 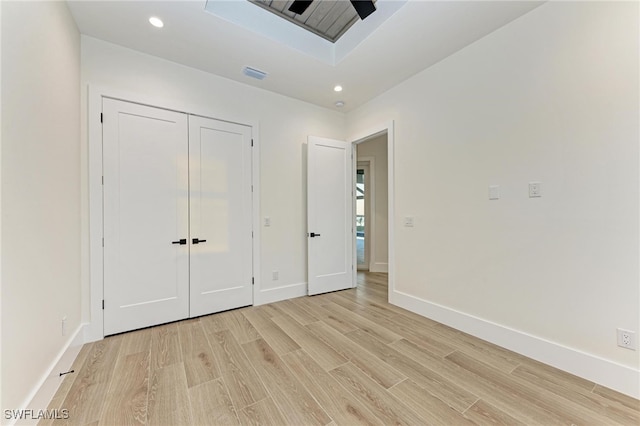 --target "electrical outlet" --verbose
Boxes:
[272,270,279,281]
[617,328,636,350]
